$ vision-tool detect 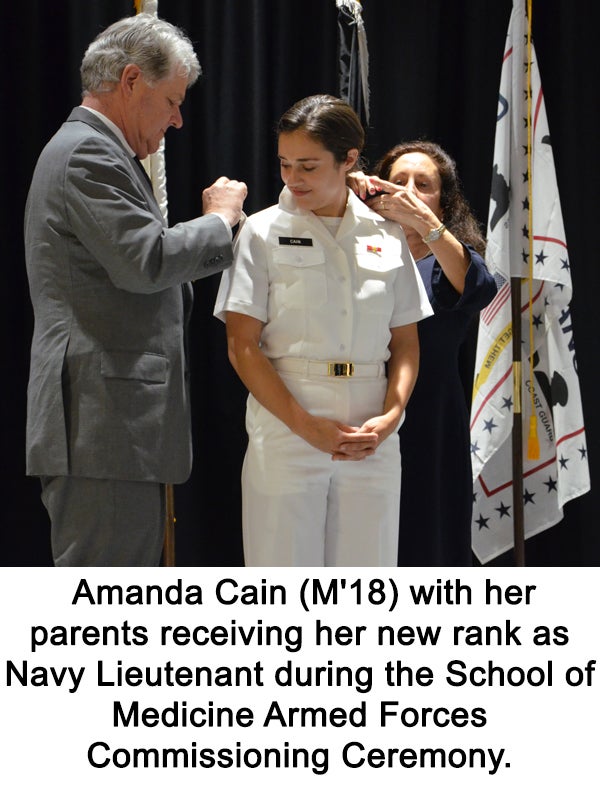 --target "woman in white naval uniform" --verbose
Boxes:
[214,95,432,566]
